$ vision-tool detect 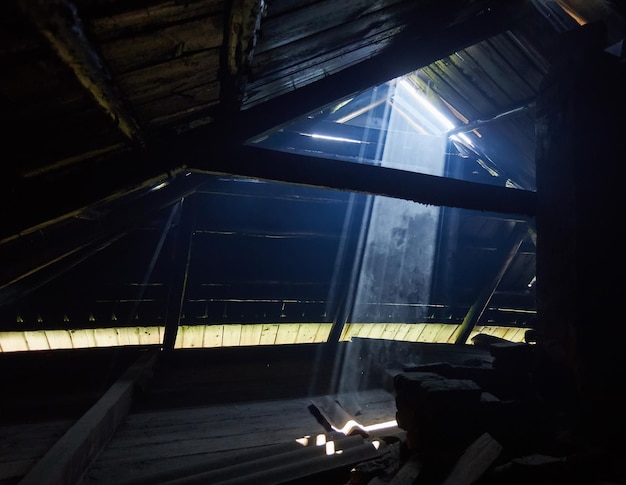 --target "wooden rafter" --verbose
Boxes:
[17,0,143,144]
[18,350,157,485]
